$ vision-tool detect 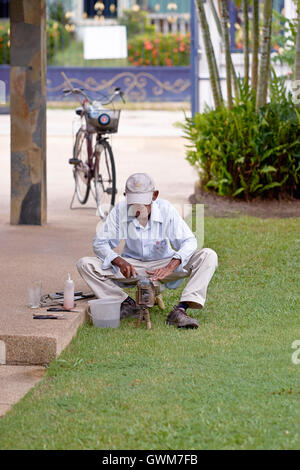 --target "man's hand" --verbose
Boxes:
[112,256,137,279]
[147,258,181,281]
